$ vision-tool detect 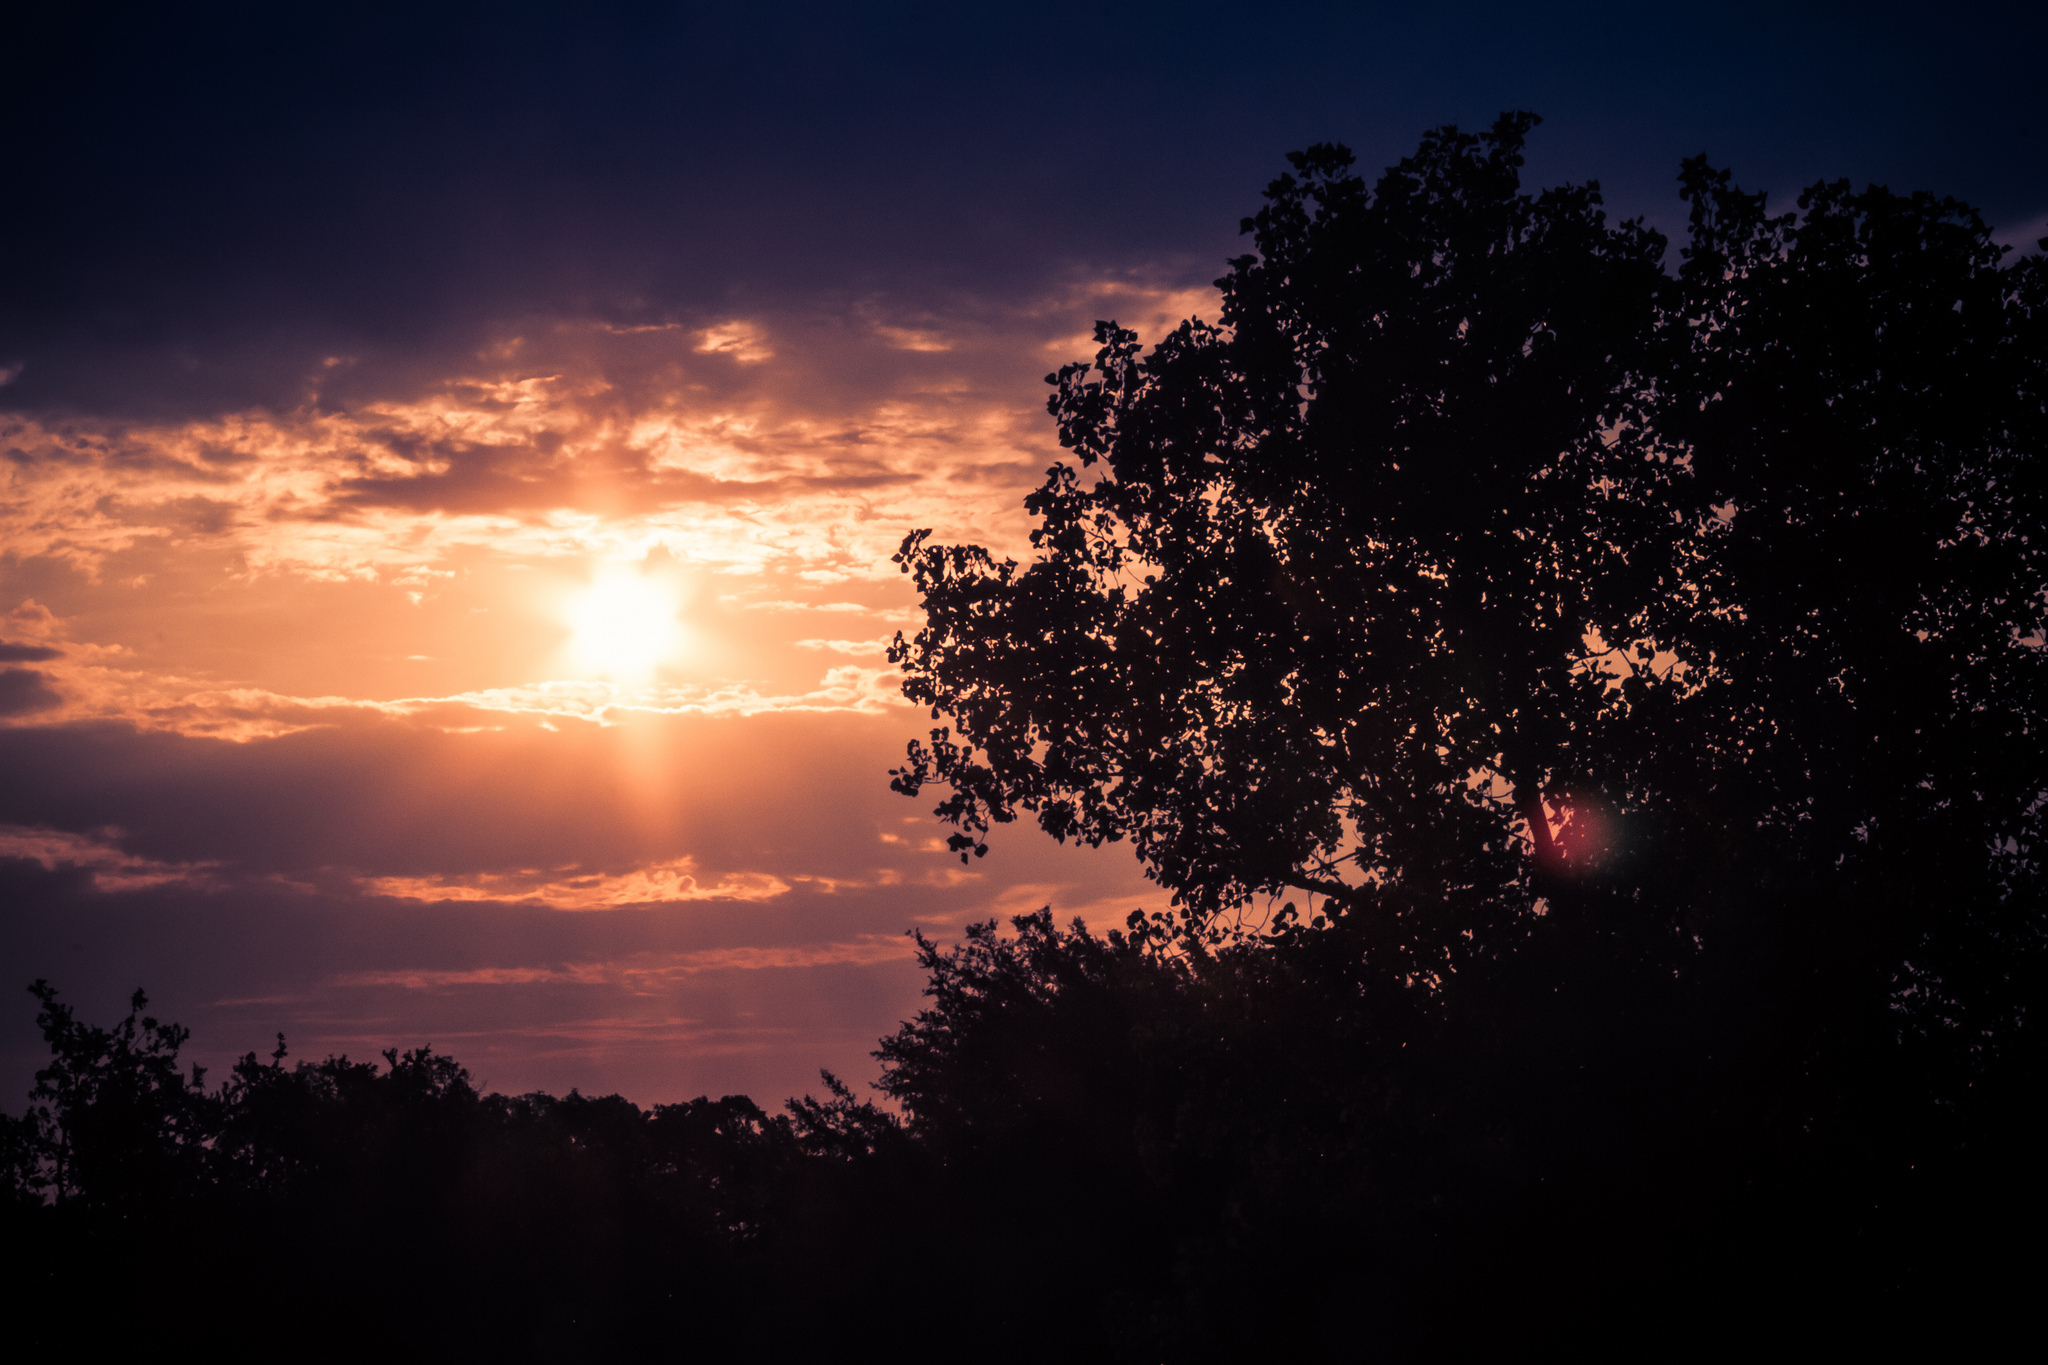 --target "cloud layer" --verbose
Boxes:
[0,277,1184,1107]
